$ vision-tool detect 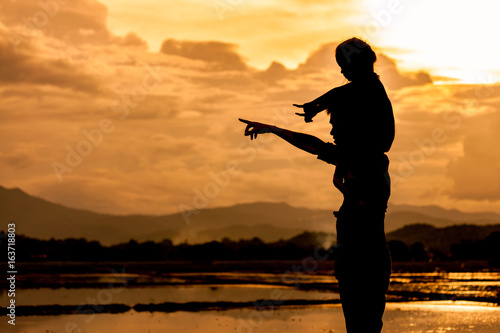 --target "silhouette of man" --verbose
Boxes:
[240,37,394,333]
